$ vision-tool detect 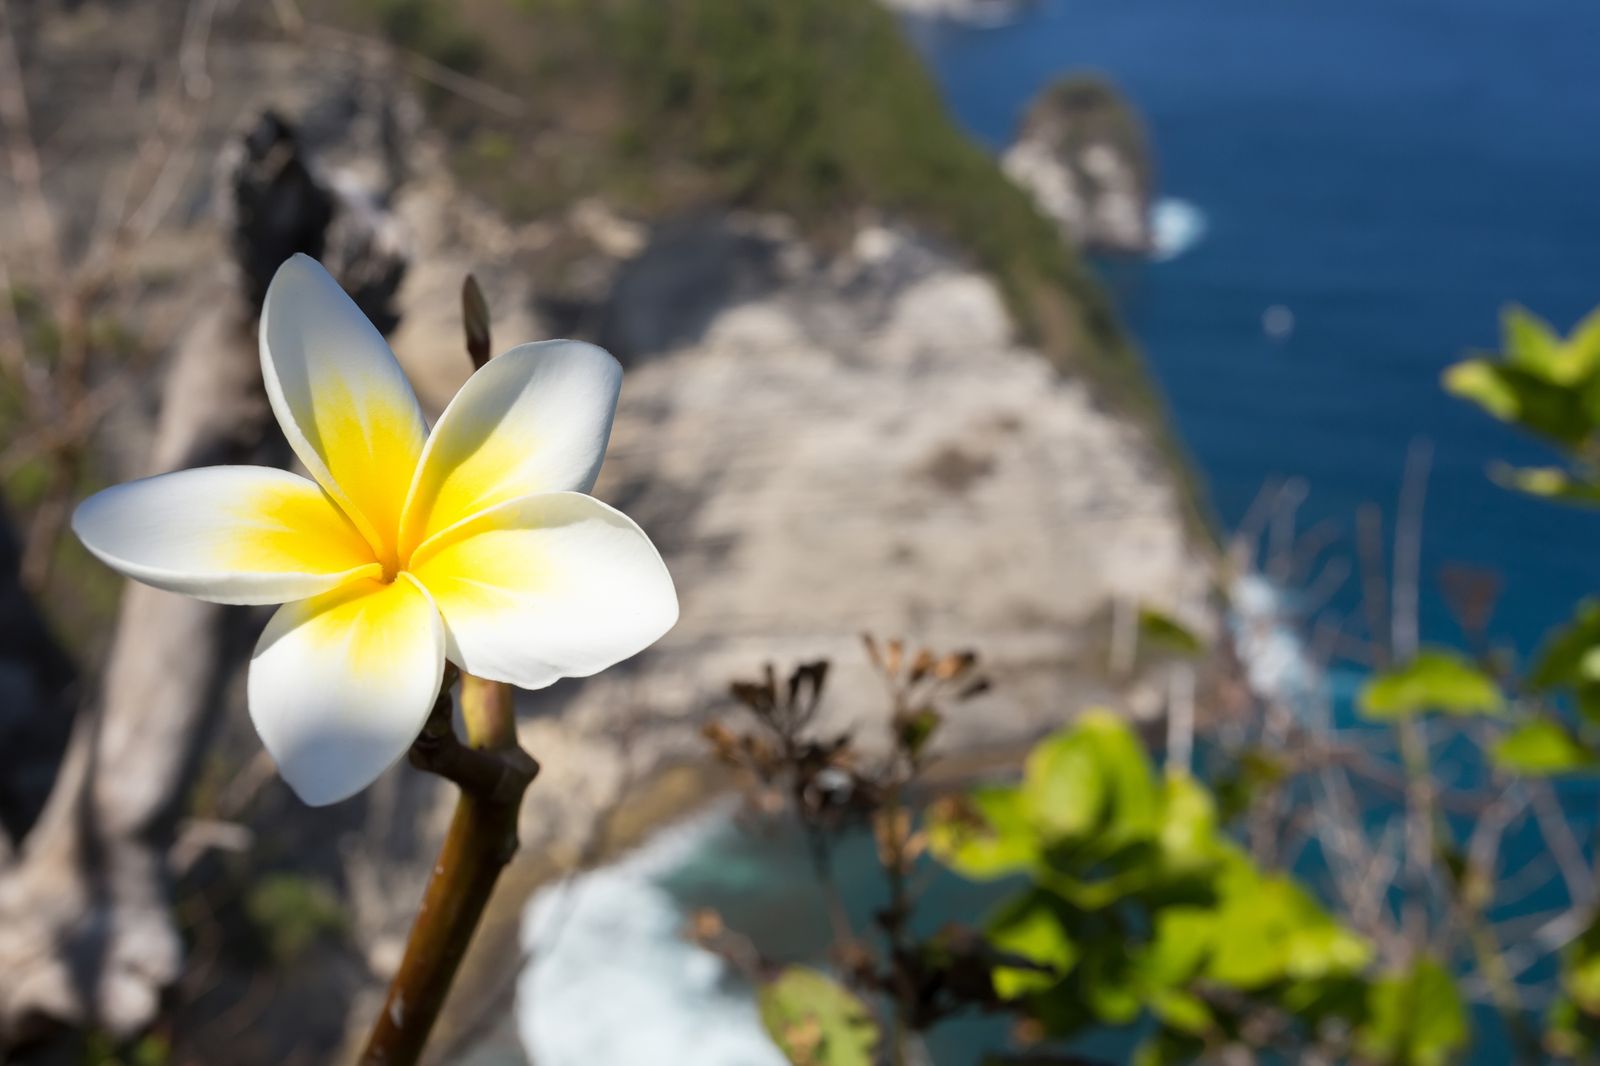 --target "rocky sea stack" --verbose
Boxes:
[1003,74,1156,256]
